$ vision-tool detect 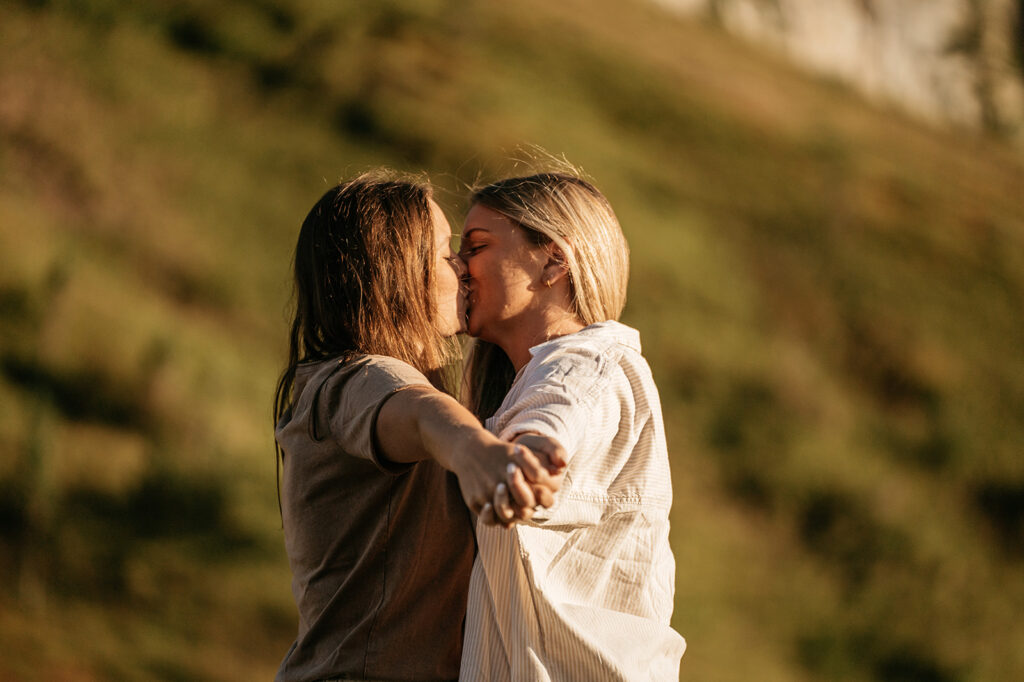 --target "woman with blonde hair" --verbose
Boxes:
[458,172,686,680]
[273,173,563,682]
